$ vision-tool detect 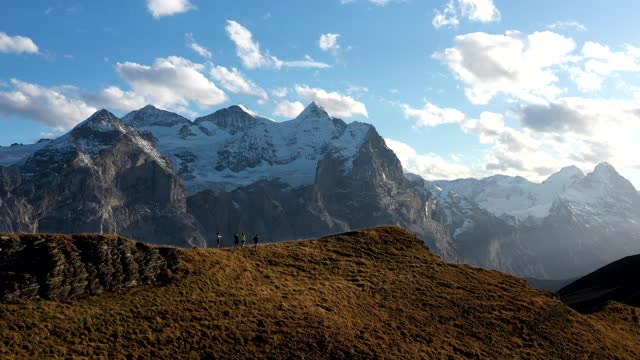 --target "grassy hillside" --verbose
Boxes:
[1,226,639,359]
